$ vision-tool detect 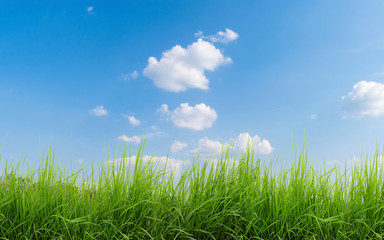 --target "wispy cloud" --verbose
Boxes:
[75,159,84,164]
[170,141,188,153]
[310,114,318,120]
[120,71,138,81]
[86,6,94,14]
[89,105,108,116]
